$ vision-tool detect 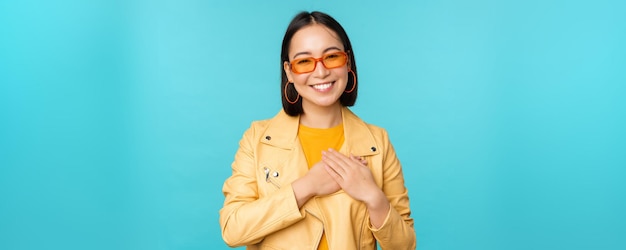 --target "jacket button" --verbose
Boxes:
[265,136,271,140]
[371,146,377,152]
